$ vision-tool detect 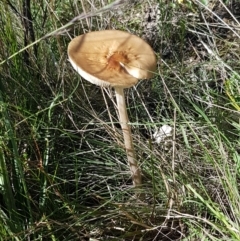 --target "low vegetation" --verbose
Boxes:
[0,0,240,240]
